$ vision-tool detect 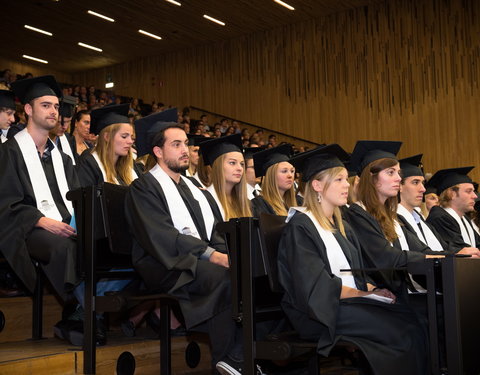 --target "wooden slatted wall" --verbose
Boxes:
[73,0,480,179]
